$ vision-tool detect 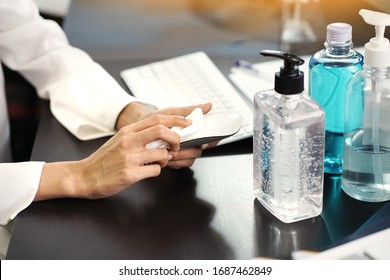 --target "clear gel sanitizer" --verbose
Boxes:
[253,50,325,223]
[342,9,390,202]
